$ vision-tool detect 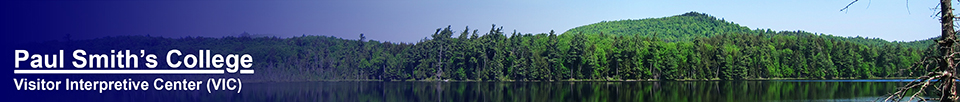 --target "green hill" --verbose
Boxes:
[564,11,933,48]
[563,12,752,41]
